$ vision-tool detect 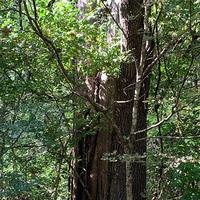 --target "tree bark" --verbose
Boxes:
[72,0,153,199]
[116,0,149,199]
